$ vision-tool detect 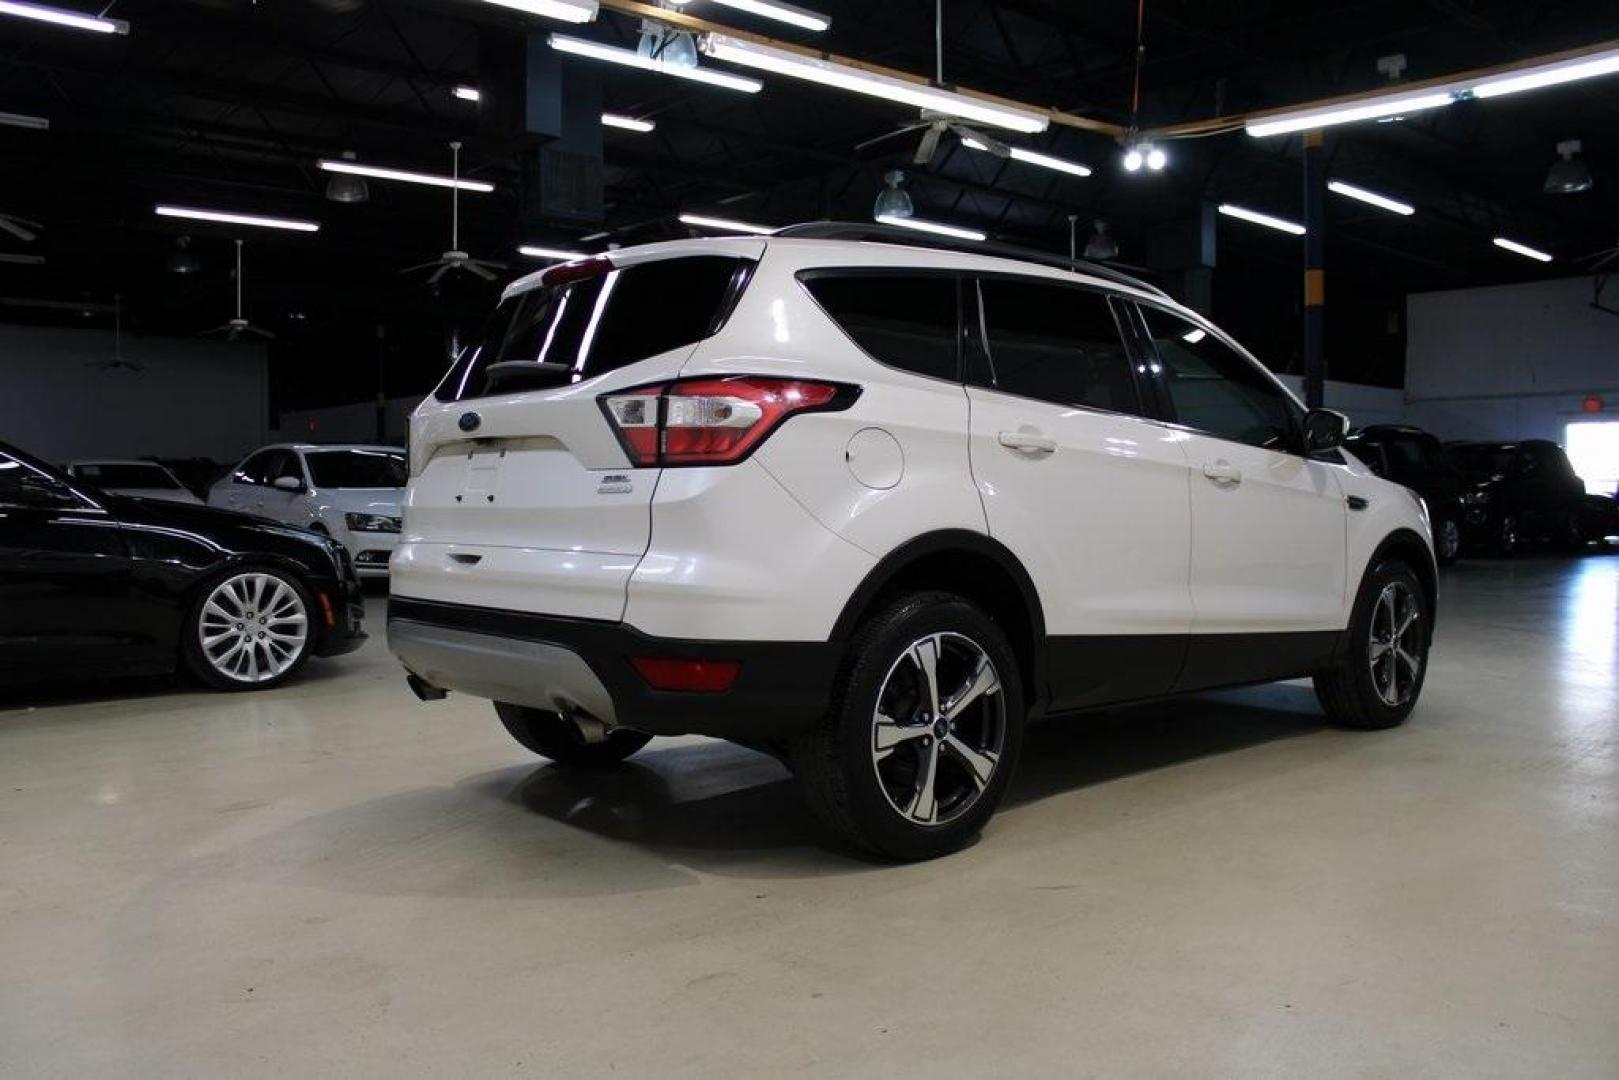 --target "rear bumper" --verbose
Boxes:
[387,597,837,740]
